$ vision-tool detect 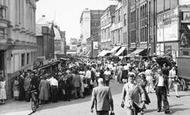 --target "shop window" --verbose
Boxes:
[180,24,190,48]
[165,0,171,10]
[21,53,25,66]
[0,7,3,19]
[131,30,136,43]
[183,51,189,56]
